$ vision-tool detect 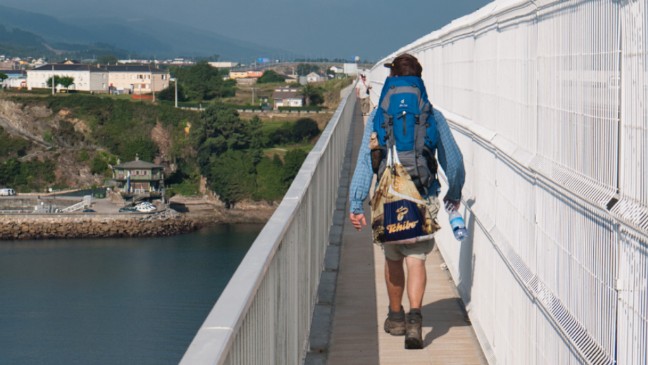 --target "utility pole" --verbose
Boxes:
[151,65,155,103]
[51,64,55,95]
[170,77,178,108]
[174,78,178,108]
